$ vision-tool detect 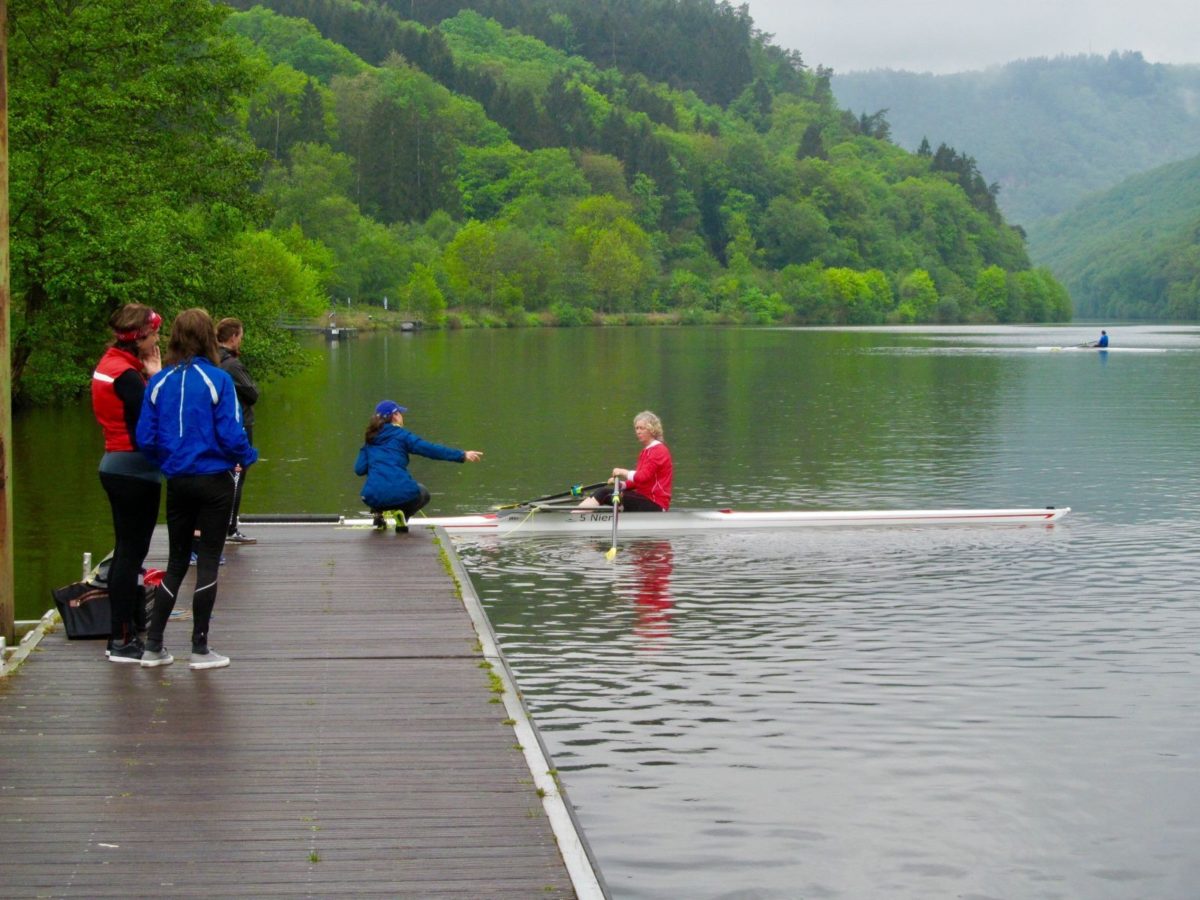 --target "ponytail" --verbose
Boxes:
[364,414,391,443]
